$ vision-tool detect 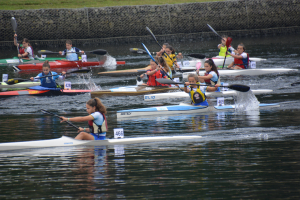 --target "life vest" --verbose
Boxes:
[65,47,79,61]
[189,83,206,104]
[219,46,231,57]
[163,53,176,70]
[204,71,220,85]
[41,71,57,88]
[88,112,108,135]
[234,53,249,69]
[147,70,168,86]
[19,45,34,59]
